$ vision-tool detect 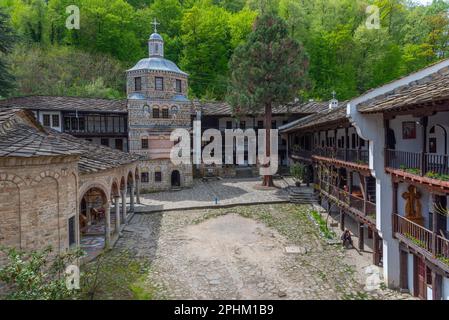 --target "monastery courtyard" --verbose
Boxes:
[134,177,292,213]
[106,179,414,300]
